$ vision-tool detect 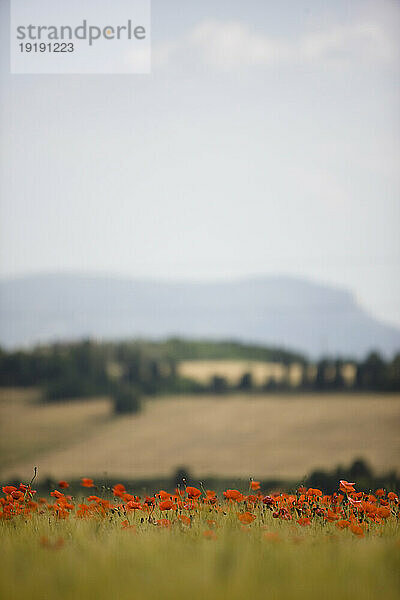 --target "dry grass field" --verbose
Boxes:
[179,360,302,385]
[0,388,110,474]
[178,360,356,387]
[1,388,399,482]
